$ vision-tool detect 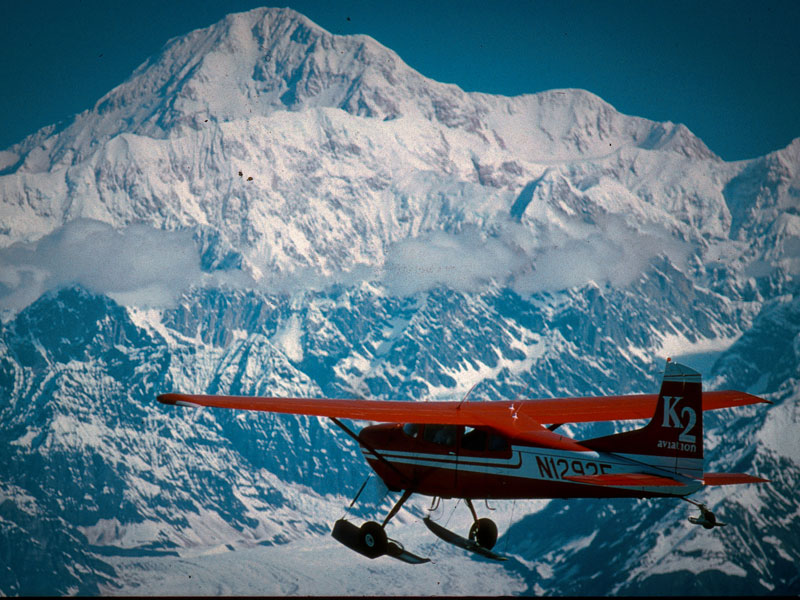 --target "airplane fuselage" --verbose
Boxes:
[359,423,702,500]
